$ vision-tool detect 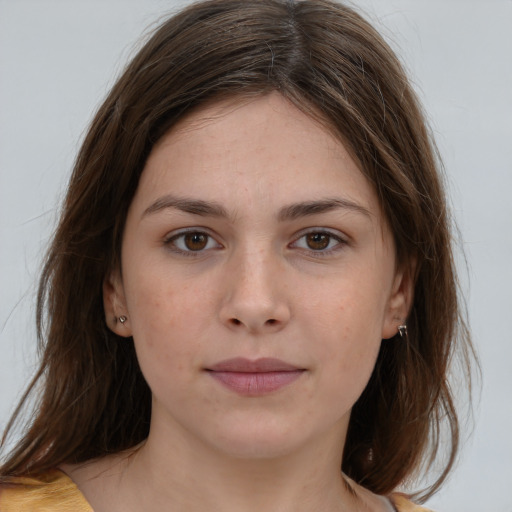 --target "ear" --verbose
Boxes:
[103,269,132,337]
[381,260,416,340]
